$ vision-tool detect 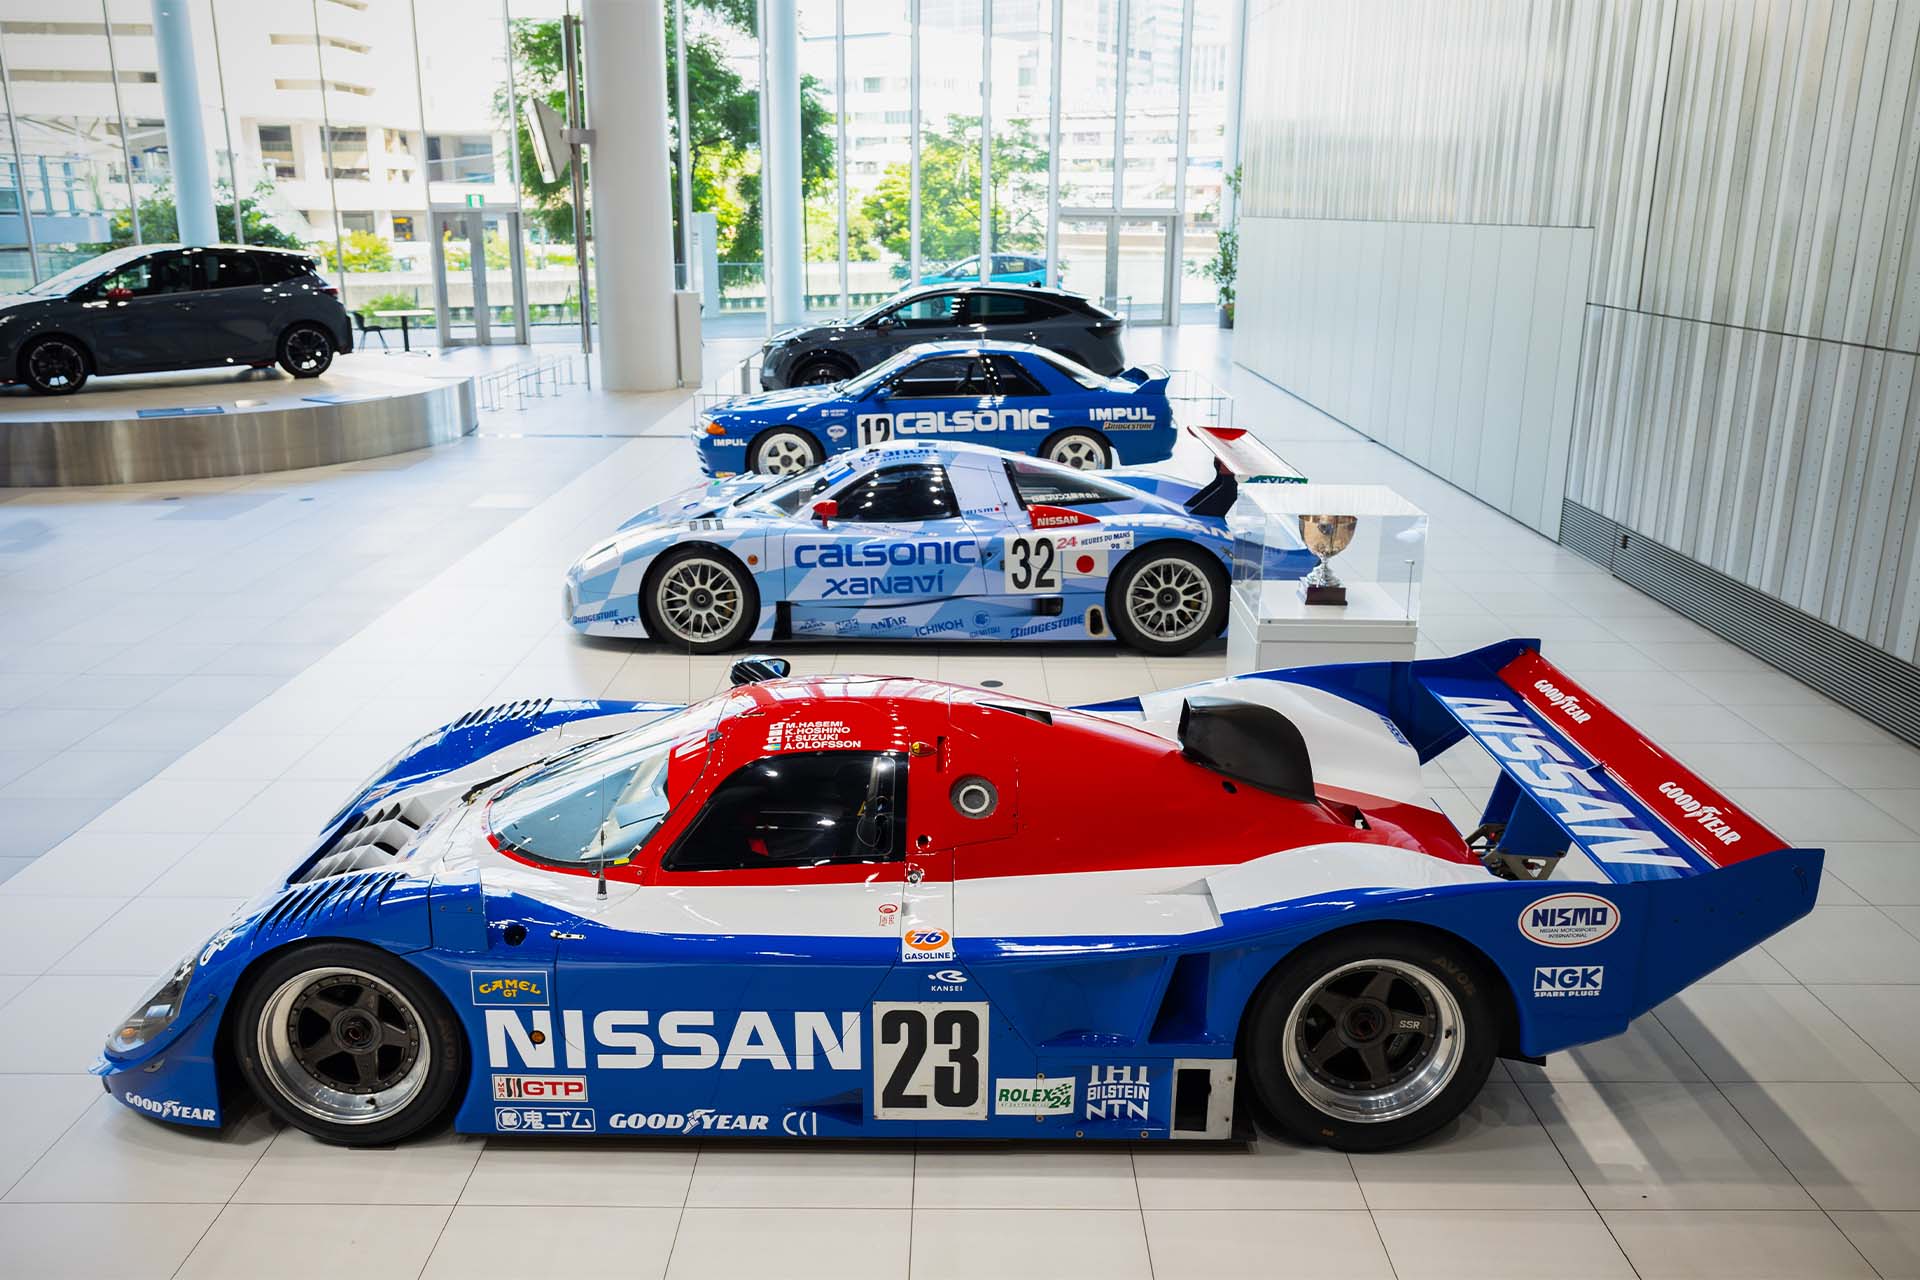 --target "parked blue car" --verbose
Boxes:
[918,253,1051,286]
[703,341,1175,477]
